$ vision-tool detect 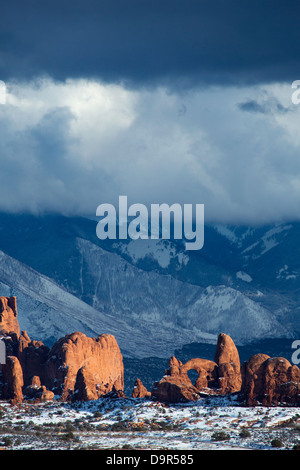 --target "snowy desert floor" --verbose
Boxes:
[0,394,299,451]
